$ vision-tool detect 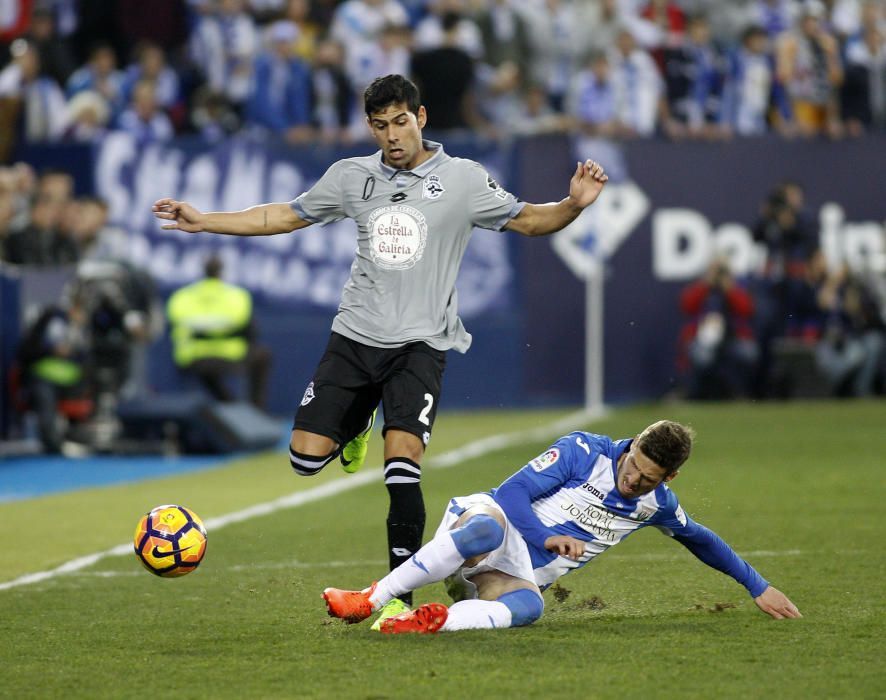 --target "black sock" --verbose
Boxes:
[384,460,425,607]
